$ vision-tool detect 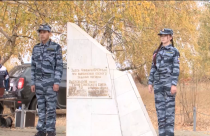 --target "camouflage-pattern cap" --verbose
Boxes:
[37,23,51,32]
[158,28,173,36]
